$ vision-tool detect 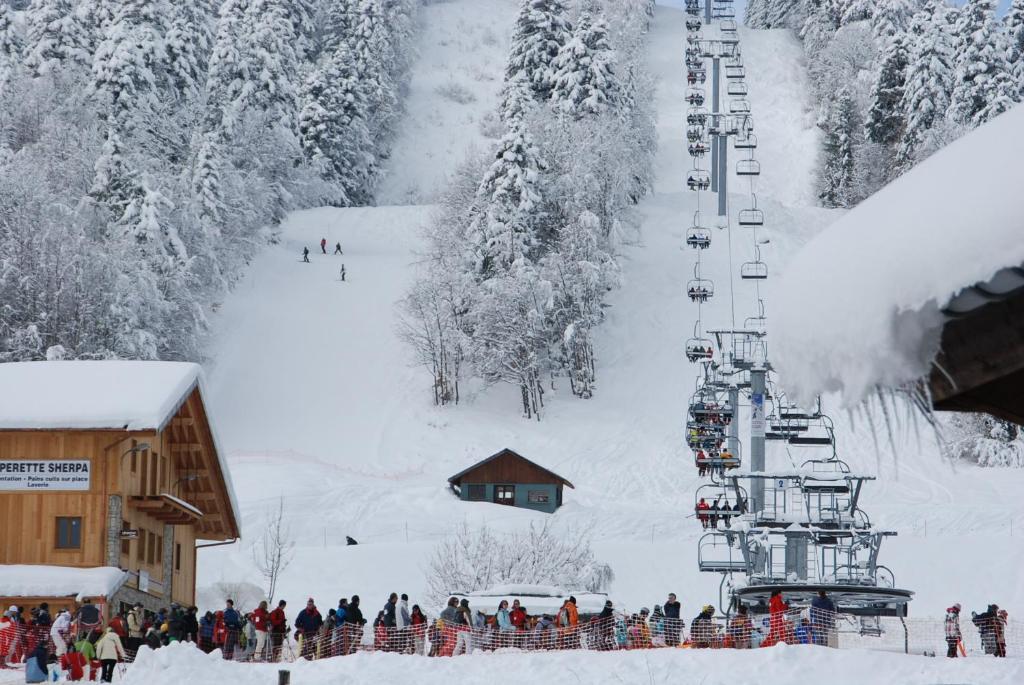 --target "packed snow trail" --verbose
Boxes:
[200,4,1024,619]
